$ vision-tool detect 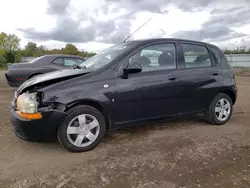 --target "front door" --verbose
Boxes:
[113,42,182,125]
